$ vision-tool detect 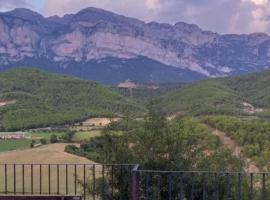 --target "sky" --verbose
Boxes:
[0,0,270,34]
